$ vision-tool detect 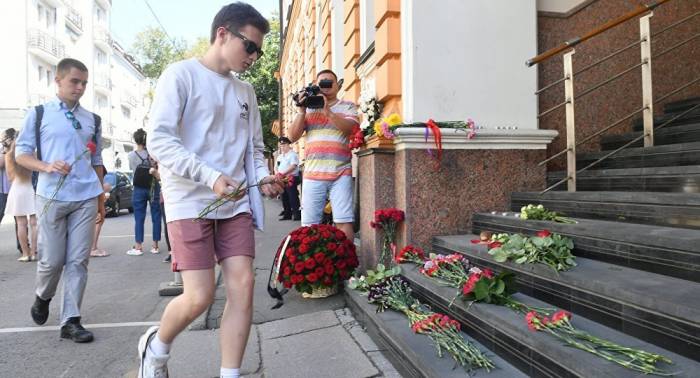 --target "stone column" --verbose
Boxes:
[356,147,395,272]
